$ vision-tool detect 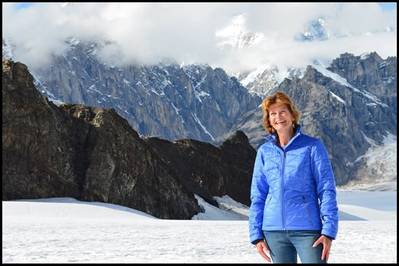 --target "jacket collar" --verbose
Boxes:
[265,125,302,148]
